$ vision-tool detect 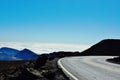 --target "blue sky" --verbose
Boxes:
[0,0,120,45]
